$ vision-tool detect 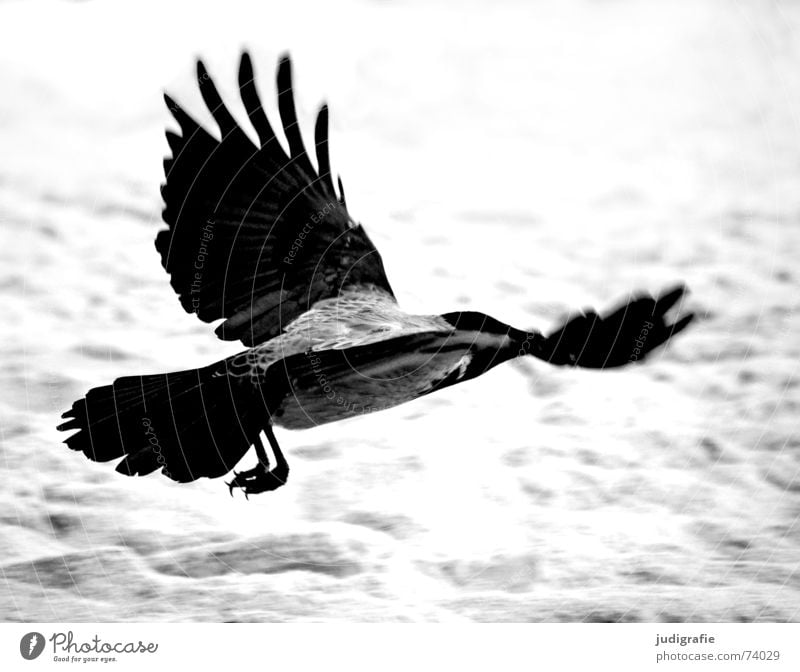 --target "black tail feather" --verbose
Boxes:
[537,284,694,368]
[58,360,269,483]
